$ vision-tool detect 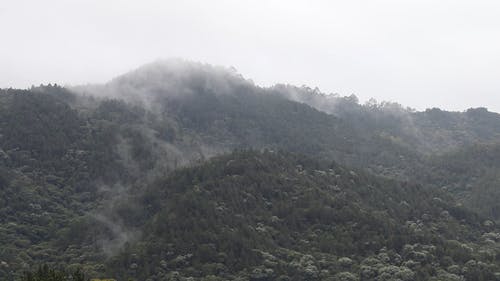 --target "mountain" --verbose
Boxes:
[1,60,500,280]
[104,151,495,280]
[76,60,425,177]
[272,84,500,154]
